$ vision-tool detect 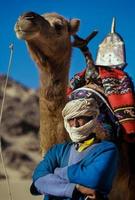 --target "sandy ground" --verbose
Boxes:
[0,180,42,200]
